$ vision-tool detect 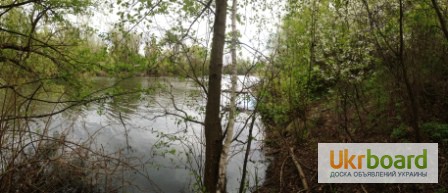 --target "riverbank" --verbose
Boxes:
[256,101,448,193]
